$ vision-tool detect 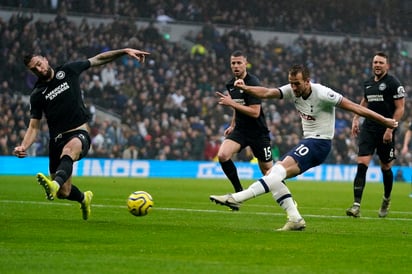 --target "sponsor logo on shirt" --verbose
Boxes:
[366,94,384,102]
[297,110,315,121]
[45,82,70,100]
[233,98,245,105]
